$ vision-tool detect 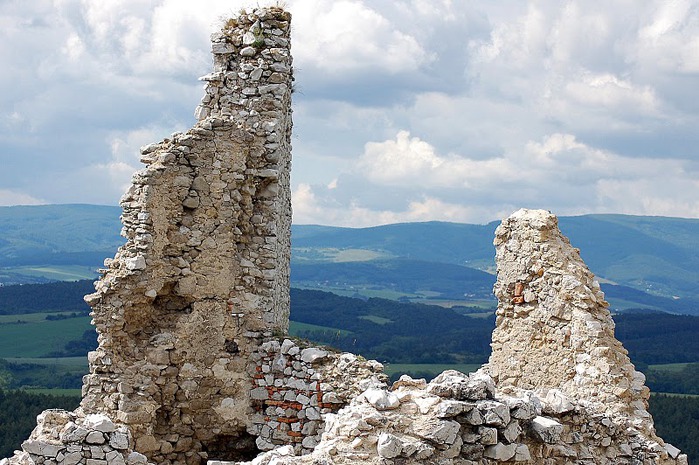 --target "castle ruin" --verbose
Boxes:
[1,7,689,465]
